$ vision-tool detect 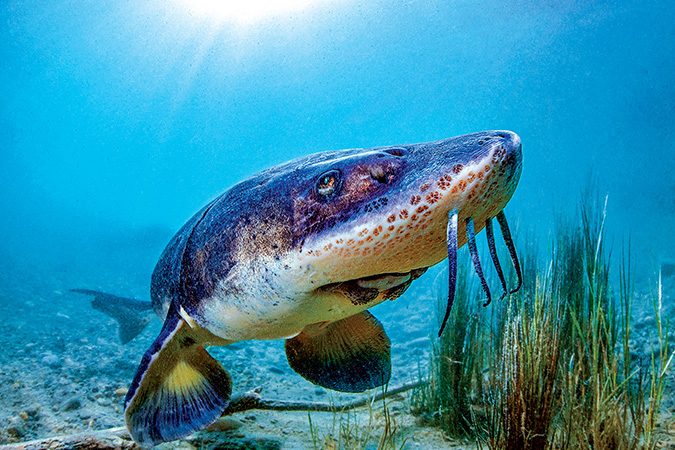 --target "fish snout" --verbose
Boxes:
[490,130,522,169]
[480,130,522,195]
[496,130,521,151]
